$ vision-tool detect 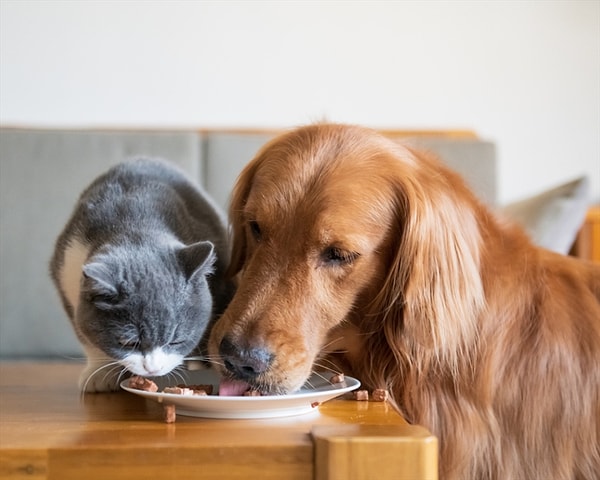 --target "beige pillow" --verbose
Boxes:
[501,176,590,254]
